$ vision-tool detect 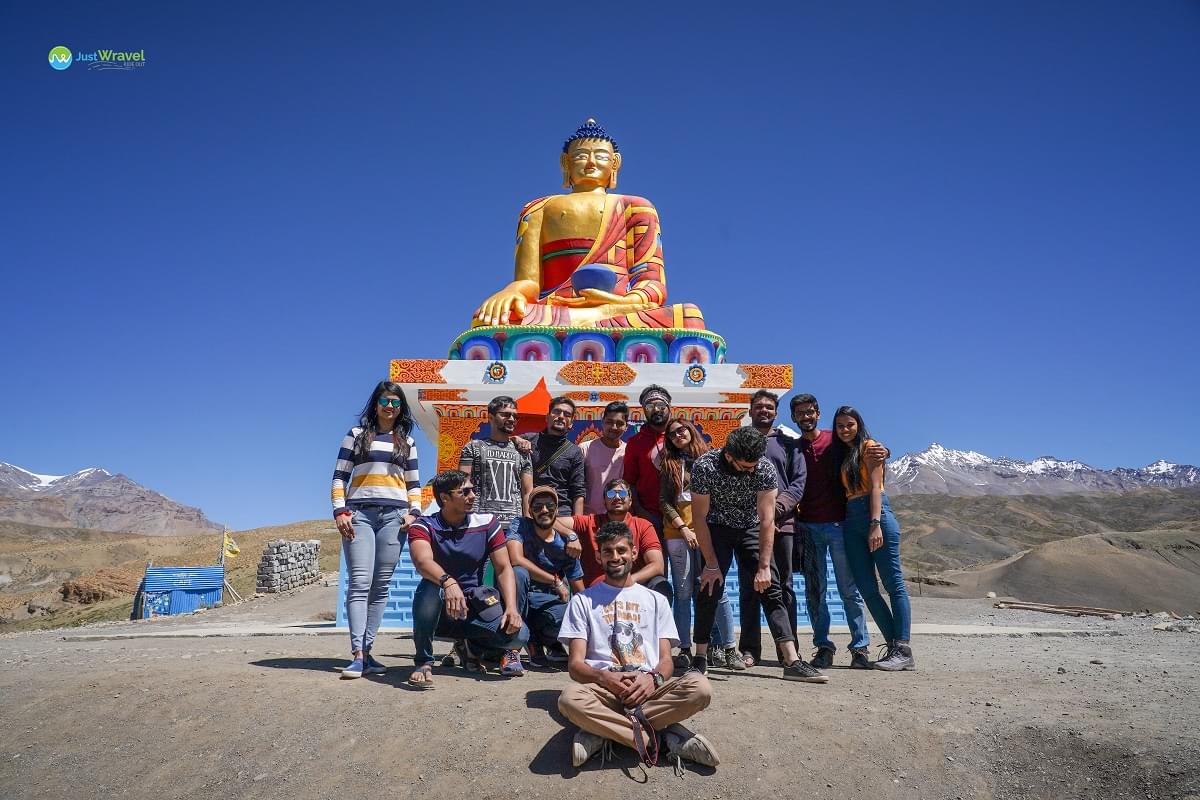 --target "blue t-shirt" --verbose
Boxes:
[505,517,584,586]
[408,512,506,591]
